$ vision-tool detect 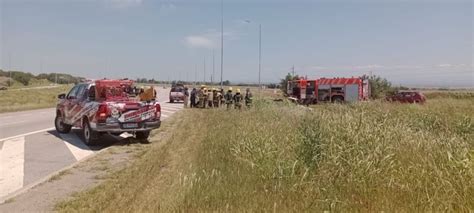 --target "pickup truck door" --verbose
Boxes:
[64,85,86,124]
